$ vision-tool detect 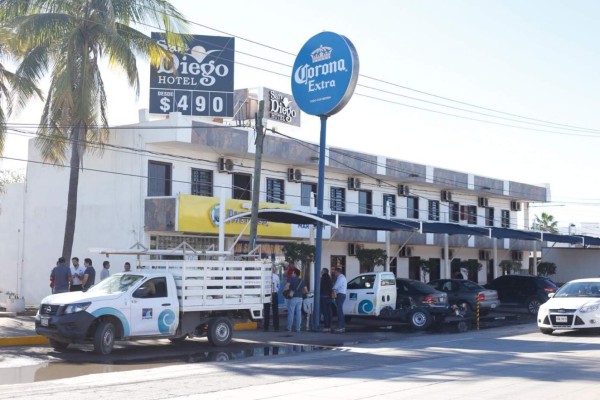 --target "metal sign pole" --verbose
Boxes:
[312,115,327,331]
